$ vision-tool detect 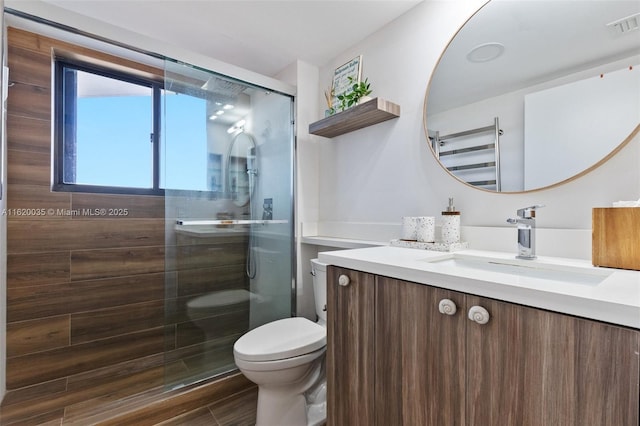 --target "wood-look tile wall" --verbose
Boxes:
[1,28,249,424]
